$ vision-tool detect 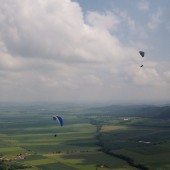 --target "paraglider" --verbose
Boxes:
[53,116,63,126]
[139,51,145,57]
[52,116,63,137]
[139,51,145,67]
